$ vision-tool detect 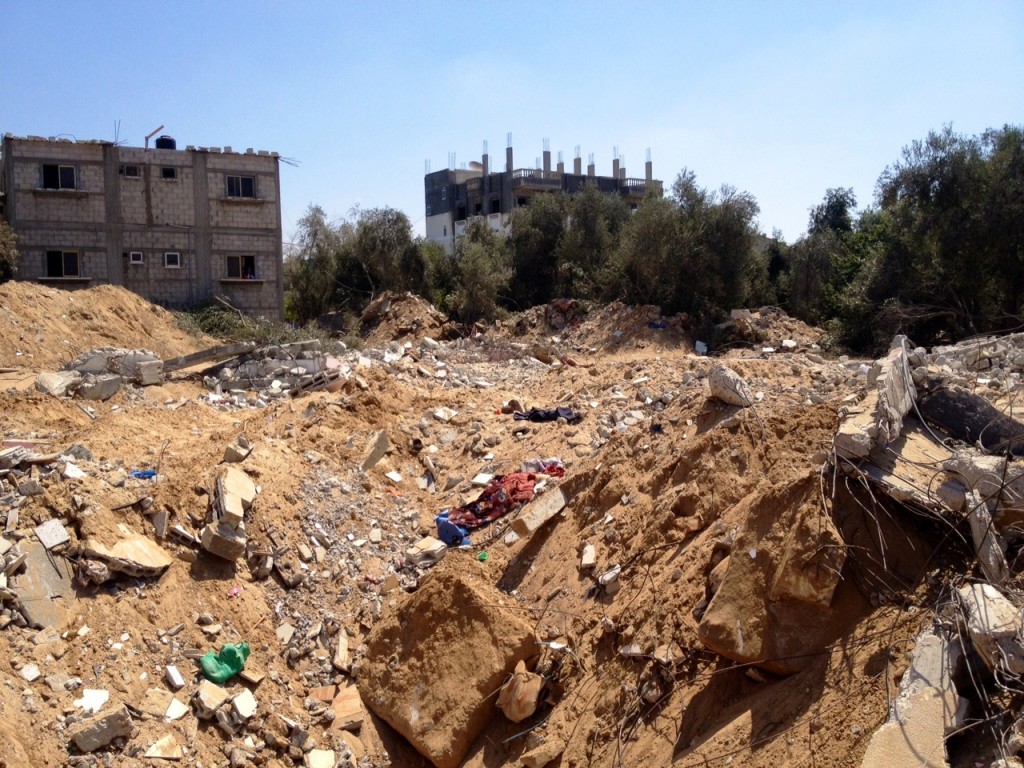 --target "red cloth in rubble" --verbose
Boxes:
[446,473,537,530]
